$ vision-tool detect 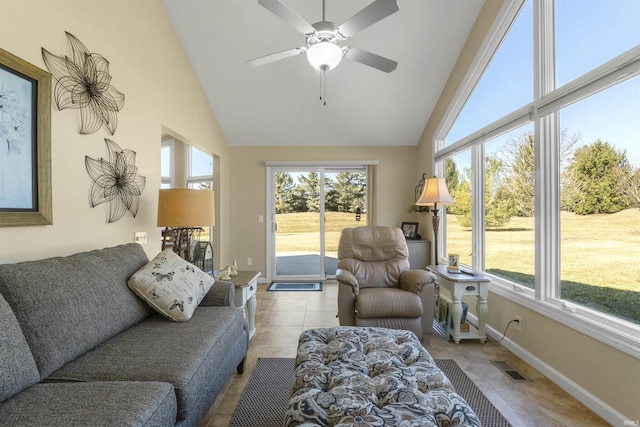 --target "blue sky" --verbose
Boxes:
[447,0,640,167]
